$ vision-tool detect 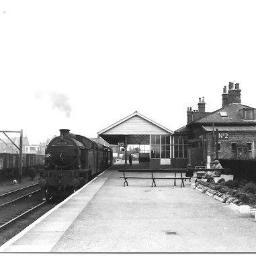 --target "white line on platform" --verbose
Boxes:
[0,169,108,252]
